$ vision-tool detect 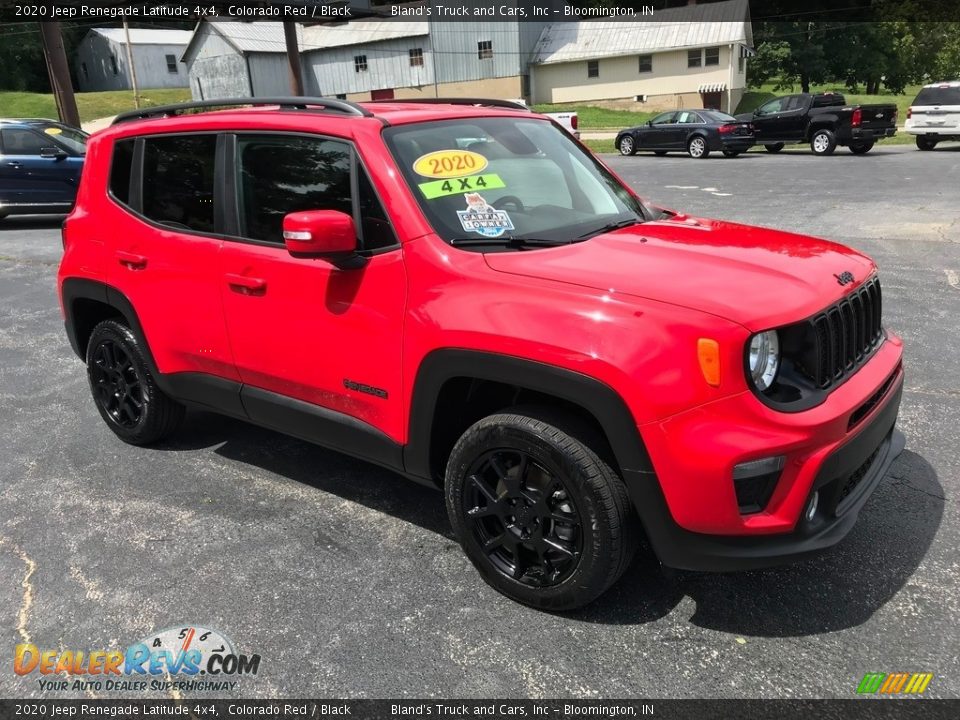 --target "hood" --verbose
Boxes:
[483,216,876,331]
